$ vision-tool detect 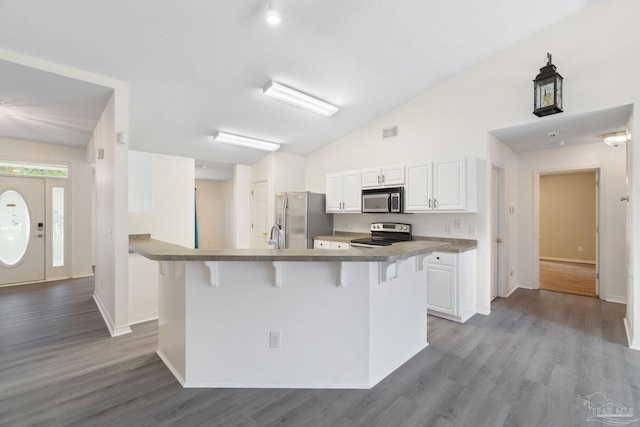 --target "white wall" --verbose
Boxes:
[234,165,252,249]
[129,152,195,247]
[305,0,640,319]
[0,137,94,279]
[252,152,307,230]
[517,142,627,302]
[195,179,234,249]
[127,151,195,324]
[92,91,131,337]
[488,134,519,297]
